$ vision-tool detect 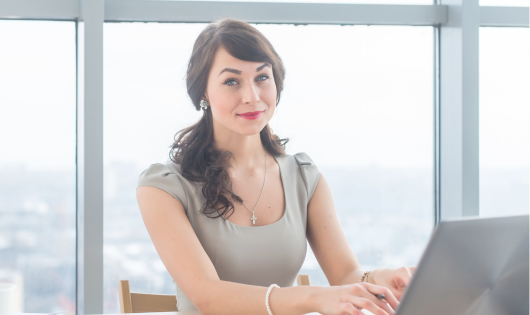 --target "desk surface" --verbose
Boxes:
[89,311,369,315]
[16,314,200,315]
